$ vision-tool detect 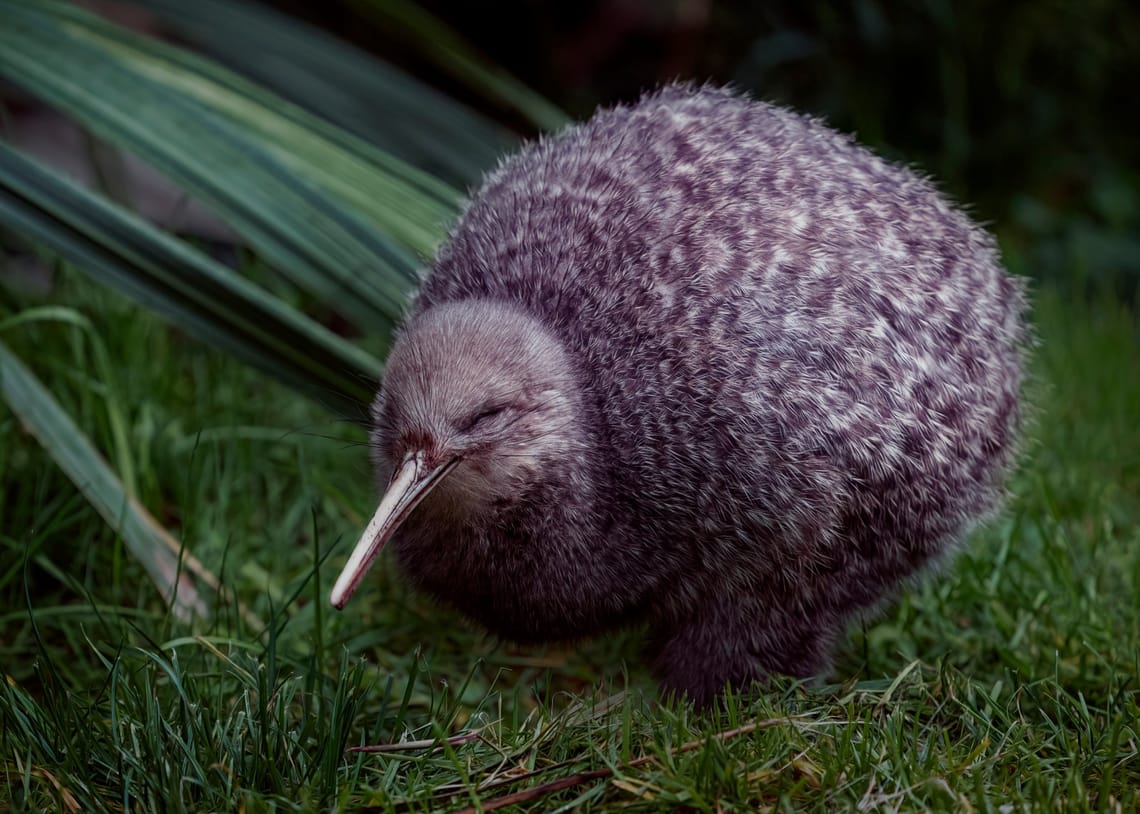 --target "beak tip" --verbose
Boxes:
[328,451,457,612]
[329,579,354,610]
